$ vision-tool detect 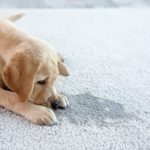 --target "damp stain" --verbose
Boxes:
[55,93,140,126]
